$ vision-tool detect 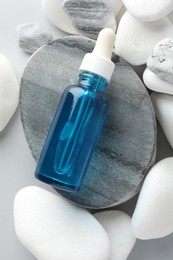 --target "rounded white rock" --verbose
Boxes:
[14,186,110,260]
[131,157,173,239]
[122,0,173,22]
[0,54,19,131]
[94,211,136,260]
[151,92,173,148]
[147,38,173,83]
[143,68,173,95]
[115,12,173,65]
